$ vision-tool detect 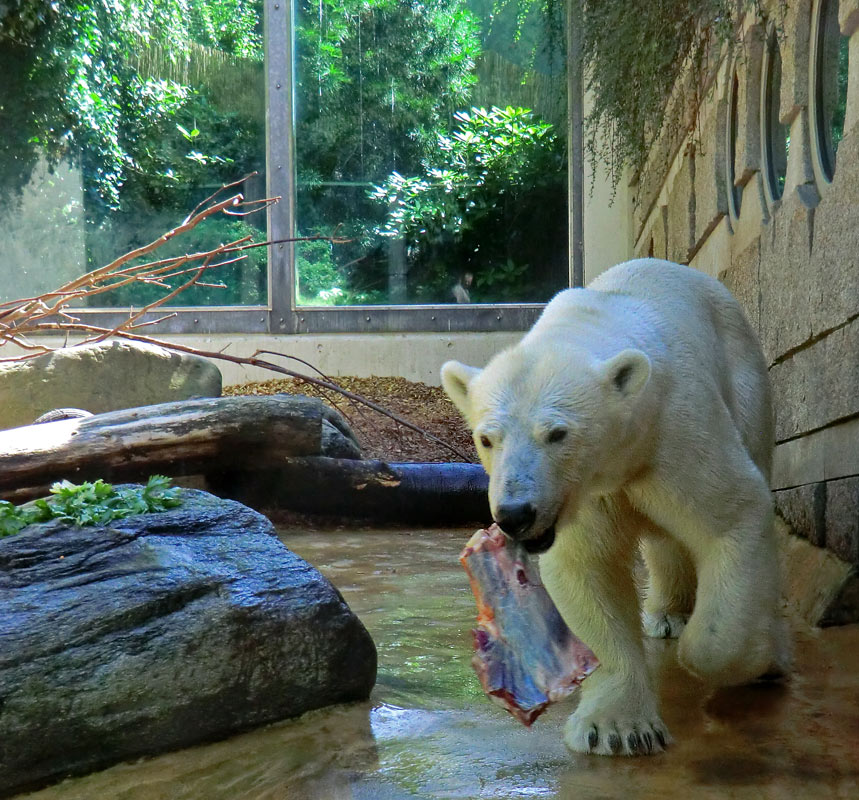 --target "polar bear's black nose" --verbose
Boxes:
[496,502,537,538]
